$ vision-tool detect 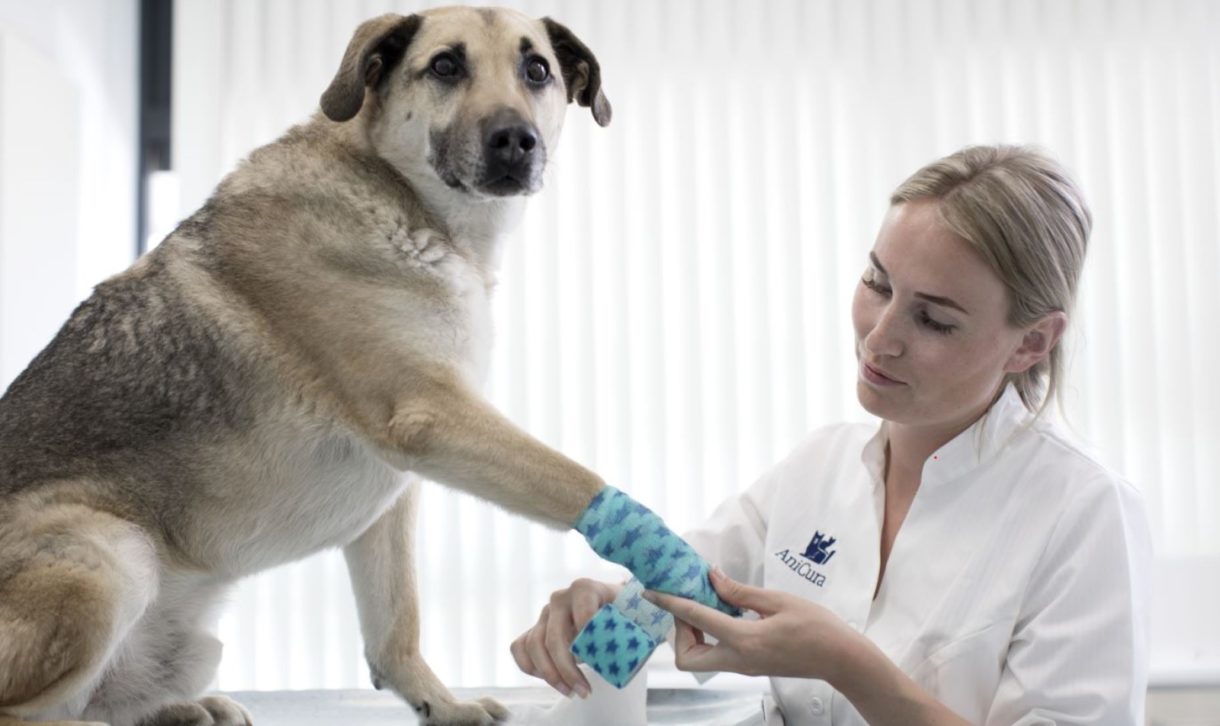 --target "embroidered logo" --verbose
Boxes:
[773,530,838,588]
[802,531,837,565]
